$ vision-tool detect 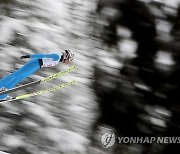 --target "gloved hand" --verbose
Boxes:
[20,55,30,59]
